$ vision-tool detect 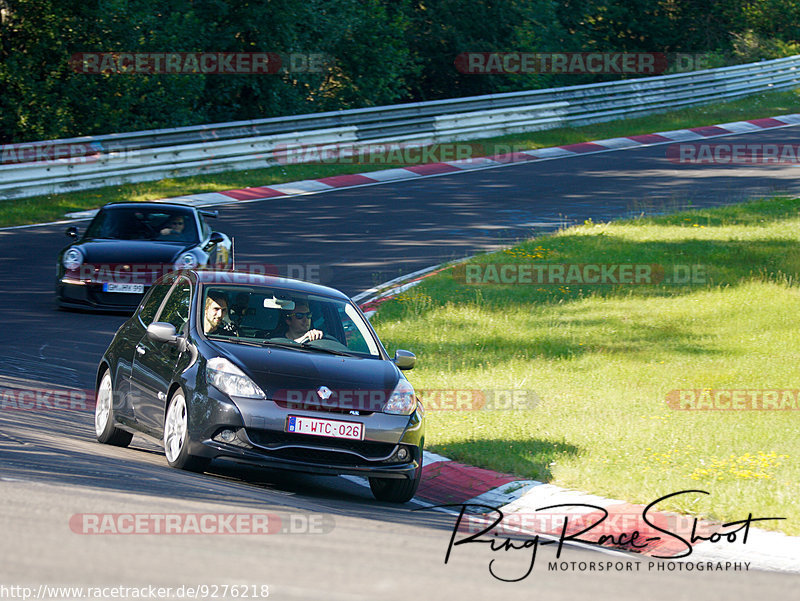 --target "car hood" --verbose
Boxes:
[73,239,194,264]
[212,342,401,412]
